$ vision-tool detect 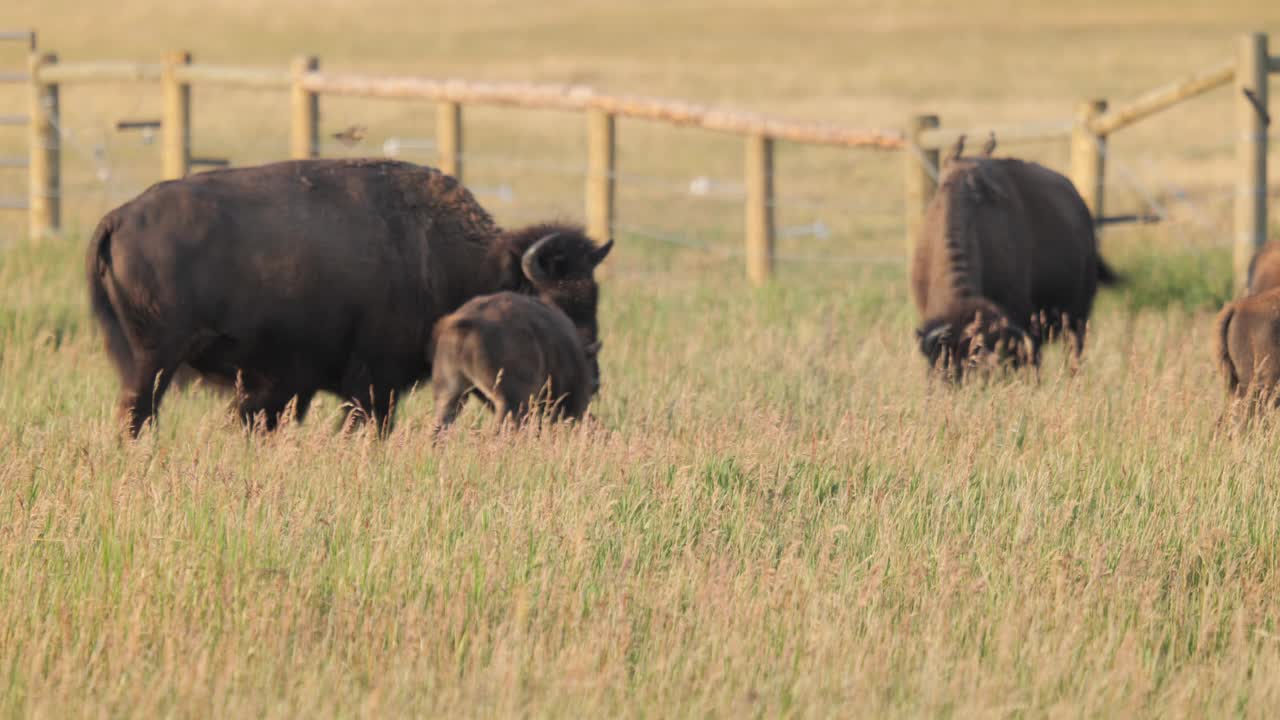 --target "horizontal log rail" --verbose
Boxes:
[1090,59,1235,136]
[301,72,904,149]
[31,62,903,149]
[174,64,291,89]
[38,60,161,83]
[303,72,595,109]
